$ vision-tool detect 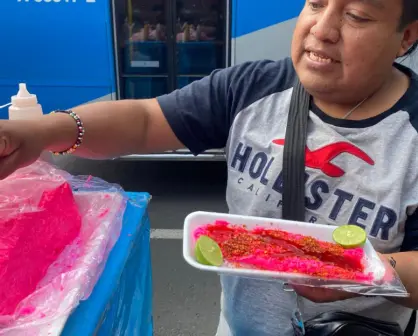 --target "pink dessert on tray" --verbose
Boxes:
[194,220,374,282]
